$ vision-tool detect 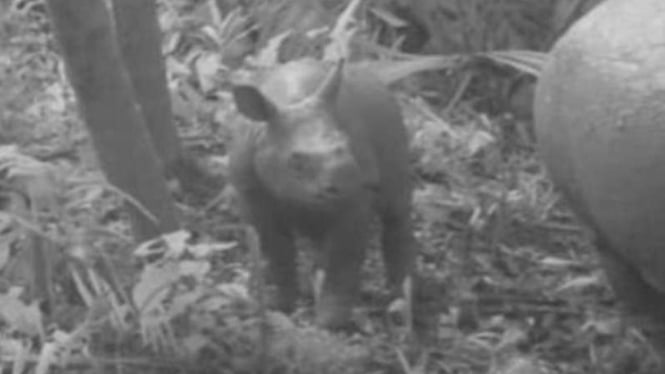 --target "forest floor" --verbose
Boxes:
[0,3,661,374]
